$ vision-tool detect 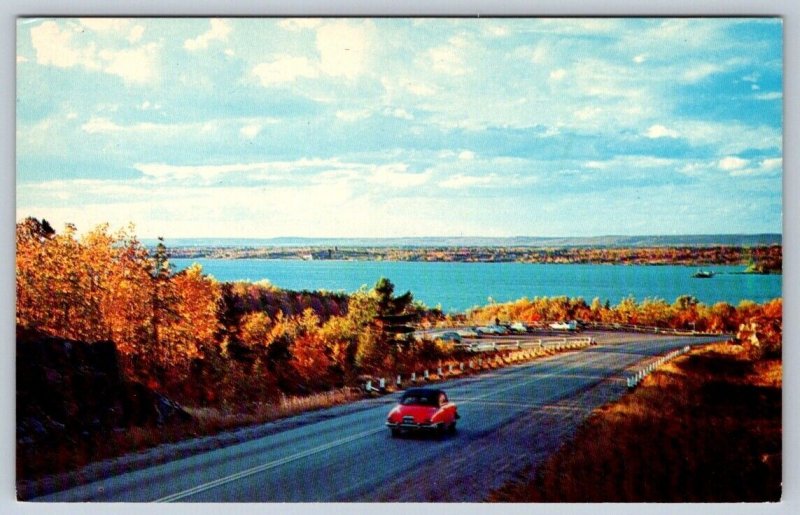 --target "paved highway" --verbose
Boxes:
[32,332,724,502]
